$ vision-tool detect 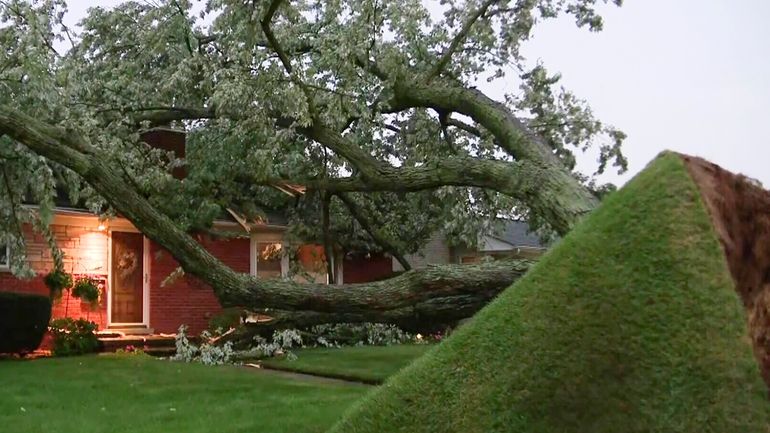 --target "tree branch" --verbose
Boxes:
[387,78,599,233]
[446,117,483,137]
[259,0,294,75]
[112,99,592,235]
[322,191,336,283]
[336,192,412,271]
[427,0,499,80]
